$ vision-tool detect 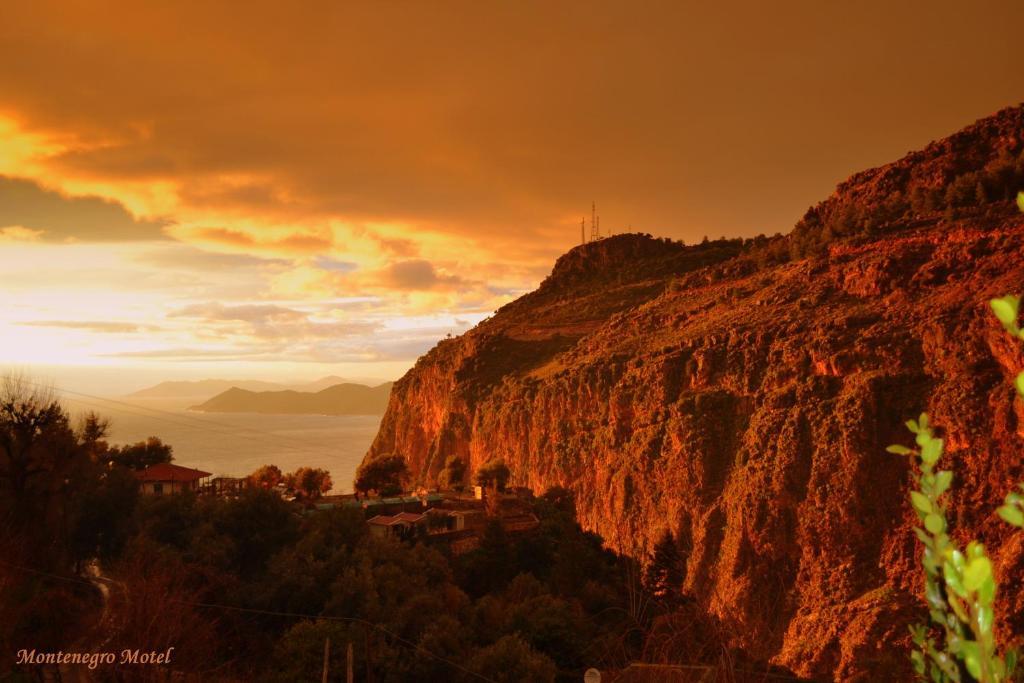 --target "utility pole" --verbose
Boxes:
[581,218,586,245]
[322,637,331,683]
